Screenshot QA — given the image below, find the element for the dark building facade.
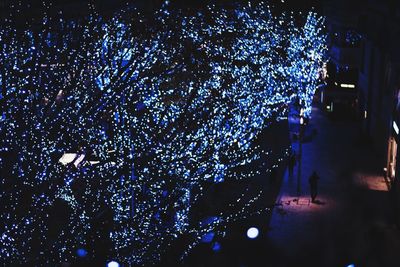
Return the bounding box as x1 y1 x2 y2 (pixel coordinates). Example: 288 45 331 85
357 1 400 168
356 0 400 224
323 0 400 224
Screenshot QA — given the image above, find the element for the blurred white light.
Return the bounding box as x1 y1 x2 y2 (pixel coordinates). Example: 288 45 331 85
107 261 120 267
246 227 259 239
73 154 85 168
59 153 78 165
393 121 399 135
340 83 355 88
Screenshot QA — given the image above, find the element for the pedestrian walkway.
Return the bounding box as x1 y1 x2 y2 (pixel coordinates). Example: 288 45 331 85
266 106 400 267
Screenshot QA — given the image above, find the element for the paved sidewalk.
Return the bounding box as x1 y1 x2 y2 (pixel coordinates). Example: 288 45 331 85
266 107 400 267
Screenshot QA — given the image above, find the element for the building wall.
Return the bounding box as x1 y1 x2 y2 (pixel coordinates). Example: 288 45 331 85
341 0 400 225
358 1 400 198
358 1 400 160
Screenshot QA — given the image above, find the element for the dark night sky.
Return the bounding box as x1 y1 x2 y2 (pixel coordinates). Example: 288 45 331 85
0 0 326 28
2 0 324 14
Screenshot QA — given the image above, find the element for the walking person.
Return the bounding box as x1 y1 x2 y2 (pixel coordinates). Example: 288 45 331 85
309 171 320 203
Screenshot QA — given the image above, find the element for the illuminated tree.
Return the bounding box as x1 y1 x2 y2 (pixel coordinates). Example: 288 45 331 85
0 2 326 266
286 11 328 117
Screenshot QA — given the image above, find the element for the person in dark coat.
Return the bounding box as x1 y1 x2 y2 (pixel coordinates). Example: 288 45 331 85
309 171 320 203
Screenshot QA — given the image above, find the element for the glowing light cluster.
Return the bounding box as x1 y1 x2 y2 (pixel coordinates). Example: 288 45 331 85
0 1 326 266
